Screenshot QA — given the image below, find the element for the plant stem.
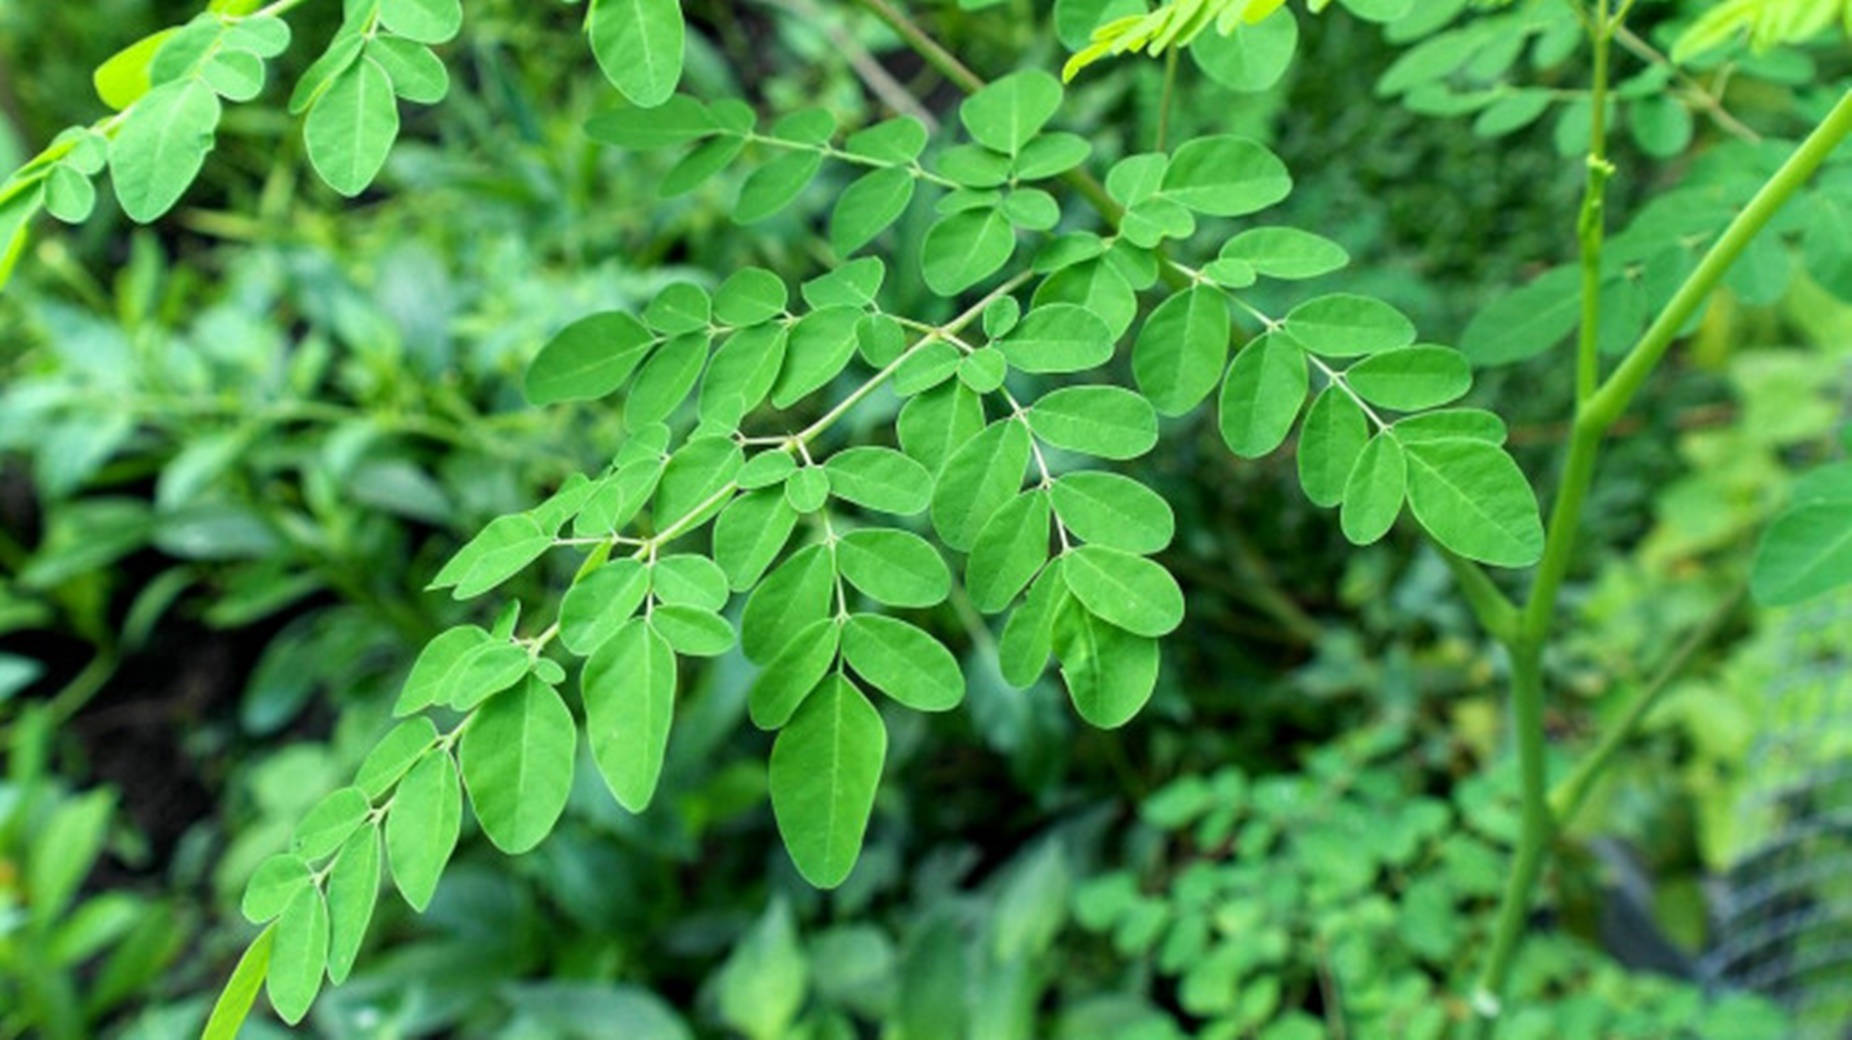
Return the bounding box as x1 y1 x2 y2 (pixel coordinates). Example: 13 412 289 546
1574 0 1612 404
1470 83 1852 1032
1587 87 1852 428
852 0 985 92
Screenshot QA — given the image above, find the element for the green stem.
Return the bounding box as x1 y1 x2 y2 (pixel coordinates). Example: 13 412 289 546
1470 83 1852 1033
1574 0 1612 404
1470 650 1551 1026
1587 87 1852 429
1439 549 1518 642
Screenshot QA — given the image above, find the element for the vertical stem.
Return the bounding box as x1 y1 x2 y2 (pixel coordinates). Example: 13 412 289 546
1471 650 1551 1025
1575 0 1613 403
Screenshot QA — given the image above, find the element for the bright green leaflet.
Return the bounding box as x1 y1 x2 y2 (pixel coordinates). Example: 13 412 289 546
769 674 887 888
325 825 381 985
587 0 685 107
305 58 400 198
1061 545 1186 638
1401 437 1545 568
201 925 273 1040
1133 286 1231 416
842 614 965 712
108 78 220 222
266 885 328 1025
459 677 577 853
582 619 678 811
384 750 461 912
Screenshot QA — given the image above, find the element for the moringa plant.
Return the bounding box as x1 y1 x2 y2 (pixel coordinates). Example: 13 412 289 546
4 0 1851 1036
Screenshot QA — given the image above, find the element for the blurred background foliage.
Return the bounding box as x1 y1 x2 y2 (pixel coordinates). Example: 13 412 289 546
0 0 1847 1036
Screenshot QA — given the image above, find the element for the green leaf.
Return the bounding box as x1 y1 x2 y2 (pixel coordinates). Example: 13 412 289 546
715 488 800 590
650 605 735 656
1060 545 1184 638
582 619 677 811
967 490 1052 612
266 886 327 1025
843 614 964 711
1219 226 1347 279
201 926 273 1040
1015 131 1092 179
242 854 311 924
560 558 650 655
831 167 916 255
1106 153 1168 207
899 382 987 473
384 750 461 911
379 0 463 44
356 718 438 798
288 33 363 115
431 513 552 599
202 49 265 100
702 324 788 419
741 543 836 662
922 207 1015 295
94 28 178 110
1218 331 1308 458
367 36 449 103
1054 600 1159 728
836 529 951 608
460 677 576 854
625 331 706 428
748 617 841 729
325 825 380 985
524 311 655 405
1033 258 1137 339
1393 408 1508 444
716 899 808 1040
45 165 97 224
960 69 1062 154
773 306 862 407
396 625 489 715
1051 472 1174 554
1190 9 1298 92
445 639 532 711
737 149 824 223
984 296 1023 338
785 466 831 513
997 303 1114 374
1401 437 1544 567
770 674 886 887
1002 187 1060 230
1282 294 1415 357
1296 387 1370 508
587 0 685 107
305 58 399 197
931 419 1032 551
291 786 370 861
956 347 1008 393
1460 266 1580 366
803 256 885 310
1160 135 1291 216
1027 387 1158 460
108 79 220 222
1751 463 1852 606
653 436 743 526
1346 345 1472 411
845 117 928 162
1133 286 1230 416
661 134 746 195
998 563 1069 687
715 267 788 325
1339 435 1406 546
651 554 730 610
643 281 711 333
825 447 932 515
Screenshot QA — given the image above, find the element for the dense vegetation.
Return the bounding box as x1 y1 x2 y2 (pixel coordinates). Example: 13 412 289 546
2 0 1850 1036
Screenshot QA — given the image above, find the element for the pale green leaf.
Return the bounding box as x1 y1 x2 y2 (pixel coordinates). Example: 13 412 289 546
1133 285 1230 416
1218 331 1308 458
325 825 380 985
836 528 951 608
1027 387 1157 460
1296 387 1370 508
266 886 327 1025
1339 434 1406 546
930 419 1031 551
524 311 656 405
1401 437 1545 567
1051 472 1174 554
587 0 685 107
305 58 399 197
748 617 840 729
966 490 1051 612
384 750 461 911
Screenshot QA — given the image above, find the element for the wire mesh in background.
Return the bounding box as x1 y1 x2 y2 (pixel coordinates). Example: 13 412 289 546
1706 591 1852 1037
